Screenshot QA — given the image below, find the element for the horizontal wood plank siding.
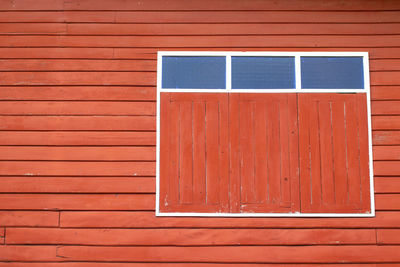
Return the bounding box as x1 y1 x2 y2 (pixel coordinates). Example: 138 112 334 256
0 0 399 264
60 211 400 228
0 211 59 227
0 264 381 267
0 177 155 193
6 228 376 245
28 246 400 263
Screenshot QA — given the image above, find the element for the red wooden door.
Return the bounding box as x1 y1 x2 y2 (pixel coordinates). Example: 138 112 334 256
298 93 371 213
159 93 230 213
229 93 300 213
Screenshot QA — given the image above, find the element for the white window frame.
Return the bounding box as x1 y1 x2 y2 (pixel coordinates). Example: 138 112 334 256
156 51 374 217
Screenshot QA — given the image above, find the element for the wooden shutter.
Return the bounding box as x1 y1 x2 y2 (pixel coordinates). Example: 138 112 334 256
298 93 371 213
160 92 371 215
229 93 300 213
159 93 229 213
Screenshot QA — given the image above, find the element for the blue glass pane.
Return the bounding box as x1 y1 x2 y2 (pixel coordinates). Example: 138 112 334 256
231 56 295 89
162 56 226 89
301 57 364 89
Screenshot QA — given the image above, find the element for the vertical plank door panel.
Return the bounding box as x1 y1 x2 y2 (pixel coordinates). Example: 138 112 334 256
318 101 336 206
159 93 229 213
265 100 282 206
192 102 206 204
179 101 194 204
238 100 256 204
228 94 241 213
298 93 371 213
205 101 221 205
229 93 300 213
254 102 268 204
331 99 348 206
279 98 295 207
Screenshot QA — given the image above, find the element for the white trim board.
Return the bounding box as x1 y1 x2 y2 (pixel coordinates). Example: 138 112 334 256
156 51 374 218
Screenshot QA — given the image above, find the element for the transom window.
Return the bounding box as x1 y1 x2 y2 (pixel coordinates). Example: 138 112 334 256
158 52 368 91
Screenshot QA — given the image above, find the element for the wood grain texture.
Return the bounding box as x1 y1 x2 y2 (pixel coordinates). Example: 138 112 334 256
0 23 66 34
114 47 400 59
6 228 375 245
372 116 400 130
0 161 155 176
372 86 400 100
5 23 400 35
54 245 400 263
1 47 400 60
371 72 400 86
374 146 400 160
0 101 155 115
0 262 378 267
59 211 400 228
0 194 154 210
373 131 400 145
374 161 400 176
0 245 59 262
0 116 155 130
370 60 400 71
0 264 382 267
0 59 156 71
375 177 400 193
372 101 400 115
0 146 155 161
1 35 400 48
64 23 400 35
0 72 155 86
60 0 400 11
0 87 156 100
0 177 155 193
4 0 398 11
0 48 114 59
375 194 400 210
377 229 400 244
1 11 400 23
0 211 59 227
0 131 155 146
0 0 64 10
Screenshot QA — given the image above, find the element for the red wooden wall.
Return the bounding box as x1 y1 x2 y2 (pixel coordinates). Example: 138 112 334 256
0 0 400 265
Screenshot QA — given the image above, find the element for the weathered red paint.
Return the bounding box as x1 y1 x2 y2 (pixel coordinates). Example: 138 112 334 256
160 93 229 212
0 0 399 264
299 93 371 213
161 93 371 214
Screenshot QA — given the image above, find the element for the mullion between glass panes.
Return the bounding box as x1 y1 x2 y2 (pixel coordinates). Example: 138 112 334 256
295 55 302 90
226 55 231 90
